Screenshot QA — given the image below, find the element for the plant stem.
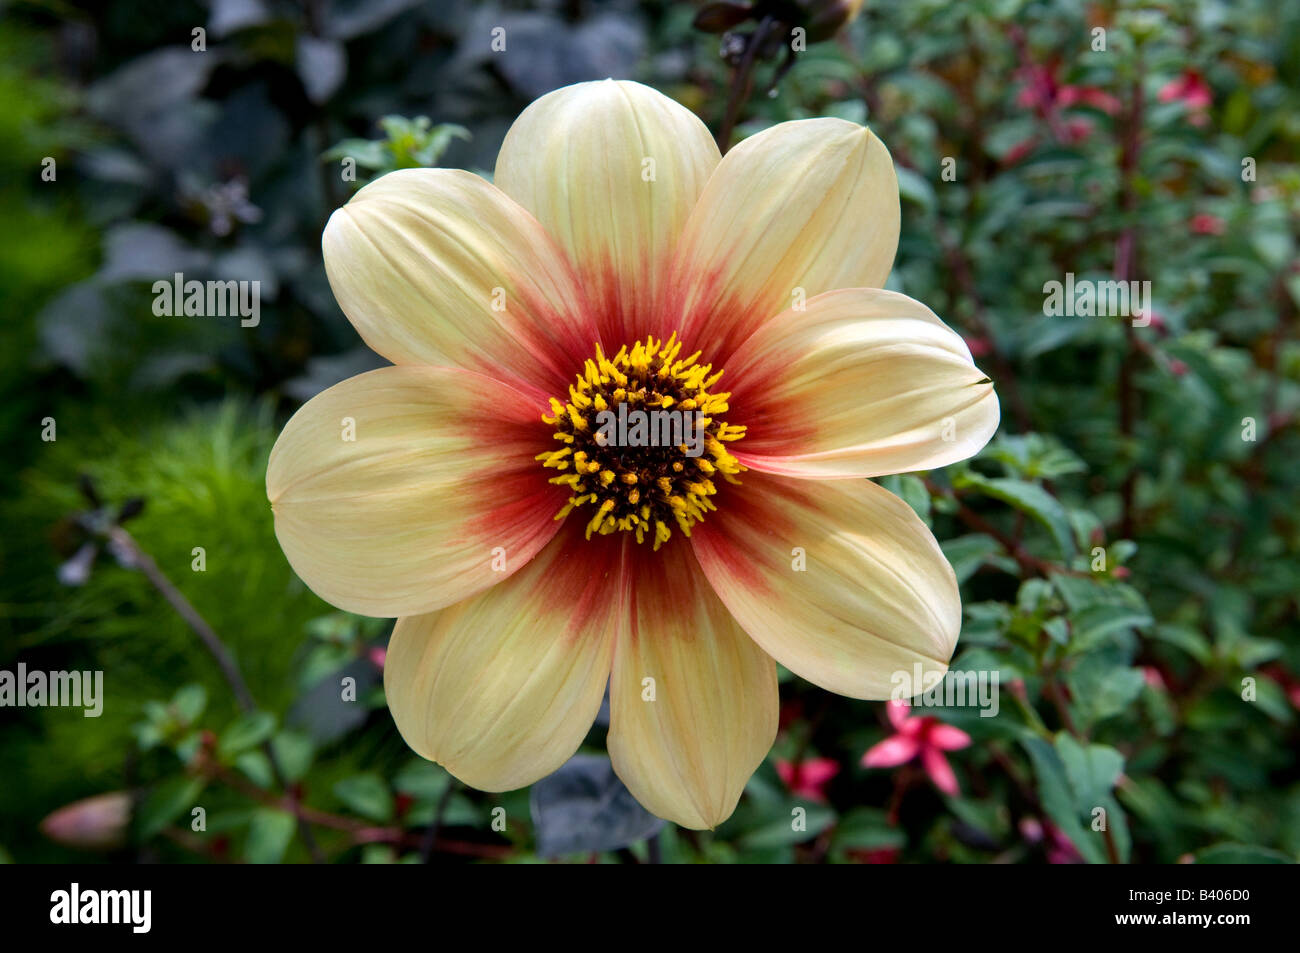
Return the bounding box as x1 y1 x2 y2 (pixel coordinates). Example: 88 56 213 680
924 479 1089 579
1115 56 1145 539
105 525 326 863
717 16 776 152
938 224 1033 431
419 778 458 863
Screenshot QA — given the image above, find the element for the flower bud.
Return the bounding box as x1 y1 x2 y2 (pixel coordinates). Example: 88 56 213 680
693 1 754 33
800 0 866 43
40 791 132 851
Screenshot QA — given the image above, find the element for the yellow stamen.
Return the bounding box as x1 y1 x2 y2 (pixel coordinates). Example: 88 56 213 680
538 333 746 549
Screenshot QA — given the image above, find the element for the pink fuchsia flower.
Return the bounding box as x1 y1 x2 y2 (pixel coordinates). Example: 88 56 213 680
1055 85 1122 115
776 756 840 802
266 81 1000 829
1014 59 1119 140
1140 665 1167 691
1002 137 1037 166
1158 70 1212 124
1190 212 1226 236
861 700 971 796
1018 816 1083 863
1043 820 1084 864
1059 116 1095 144
1005 63 1119 164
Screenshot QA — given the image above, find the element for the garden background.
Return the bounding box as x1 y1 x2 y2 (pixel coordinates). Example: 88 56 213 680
1 0 1298 863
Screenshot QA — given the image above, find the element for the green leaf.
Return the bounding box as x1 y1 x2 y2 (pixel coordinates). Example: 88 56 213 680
412 123 470 167
334 773 394 822
1069 604 1153 653
1066 647 1146 728
896 166 935 211
138 776 205 840
404 793 481 828
218 711 277 760
170 683 208 724
983 433 1087 480
1055 734 1124 808
830 807 906 851
321 138 389 169
1251 228 1294 269
954 472 1077 558
942 533 1001 585
739 802 836 849
878 473 931 525
393 759 451 801
1195 844 1294 864
1055 735 1131 863
235 750 274 789
245 808 296 864
1250 677 1295 724
1020 736 1106 864
269 731 315 783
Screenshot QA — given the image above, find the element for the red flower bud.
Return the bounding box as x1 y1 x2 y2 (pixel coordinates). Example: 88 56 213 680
40 792 132 851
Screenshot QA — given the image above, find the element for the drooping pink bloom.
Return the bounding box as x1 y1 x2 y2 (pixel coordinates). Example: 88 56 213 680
1060 116 1095 144
776 756 840 802
861 700 971 796
1010 57 1120 156
1043 819 1084 864
1056 85 1122 115
1158 70 1212 124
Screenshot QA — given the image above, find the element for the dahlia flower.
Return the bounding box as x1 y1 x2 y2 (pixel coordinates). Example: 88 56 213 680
266 80 999 829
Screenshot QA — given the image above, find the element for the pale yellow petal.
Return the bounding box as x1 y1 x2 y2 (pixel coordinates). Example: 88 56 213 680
692 474 959 700
384 531 624 791
322 168 596 394
670 118 900 362
495 79 720 337
266 365 563 618
727 288 1000 477
607 544 778 829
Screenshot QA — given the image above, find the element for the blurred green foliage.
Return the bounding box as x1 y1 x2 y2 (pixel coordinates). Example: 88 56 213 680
1 0 1297 863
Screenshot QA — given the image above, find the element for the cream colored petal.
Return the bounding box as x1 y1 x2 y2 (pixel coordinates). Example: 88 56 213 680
670 118 900 363
322 168 597 395
495 80 720 340
727 288 1000 478
267 365 564 618
691 473 959 700
384 530 624 791
607 543 778 830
